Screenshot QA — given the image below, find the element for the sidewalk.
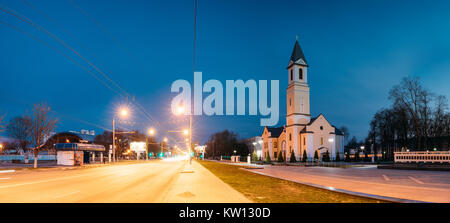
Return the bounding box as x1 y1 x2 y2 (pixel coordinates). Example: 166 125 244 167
244 165 450 203
156 160 252 203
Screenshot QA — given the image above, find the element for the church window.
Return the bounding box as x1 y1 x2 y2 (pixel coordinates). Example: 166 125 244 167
320 126 323 130
289 134 292 141
273 141 278 148
274 152 277 158
299 68 303 80
321 137 324 145
290 70 293 81
303 137 306 145
289 98 291 107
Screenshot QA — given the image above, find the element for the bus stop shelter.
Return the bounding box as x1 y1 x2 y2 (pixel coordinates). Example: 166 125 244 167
55 143 105 166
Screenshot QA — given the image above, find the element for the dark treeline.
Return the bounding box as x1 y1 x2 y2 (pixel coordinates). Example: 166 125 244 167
367 76 450 160
205 130 249 159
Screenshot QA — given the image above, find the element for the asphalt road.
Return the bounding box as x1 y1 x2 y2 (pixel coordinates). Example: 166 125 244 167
247 164 450 203
0 159 250 203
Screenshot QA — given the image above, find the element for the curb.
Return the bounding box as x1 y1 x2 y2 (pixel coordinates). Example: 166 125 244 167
242 169 429 203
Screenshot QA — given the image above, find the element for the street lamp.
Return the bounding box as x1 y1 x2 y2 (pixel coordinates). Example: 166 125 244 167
161 137 168 158
183 129 189 136
0 144 3 154
112 107 129 162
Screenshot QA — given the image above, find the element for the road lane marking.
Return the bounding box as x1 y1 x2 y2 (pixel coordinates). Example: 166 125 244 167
0 177 11 180
0 170 15 174
409 177 424 184
247 169 450 192
382 174 390 181
54 190 80 199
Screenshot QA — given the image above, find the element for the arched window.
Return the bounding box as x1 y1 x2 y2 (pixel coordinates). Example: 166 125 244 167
290 70 293 81
299 68 303 80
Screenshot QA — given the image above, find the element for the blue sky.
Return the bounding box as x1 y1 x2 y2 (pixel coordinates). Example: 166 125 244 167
1 0 450 145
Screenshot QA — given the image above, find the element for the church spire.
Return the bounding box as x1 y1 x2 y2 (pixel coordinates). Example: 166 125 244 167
288 39 308 67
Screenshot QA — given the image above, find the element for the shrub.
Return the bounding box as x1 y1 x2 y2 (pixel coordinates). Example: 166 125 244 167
335 151 341 162
265 151 271 163
322 150 330 162
302 150 308 162
289 151 296 163
277 151 284 162
252 151 258 162
345 152 351 162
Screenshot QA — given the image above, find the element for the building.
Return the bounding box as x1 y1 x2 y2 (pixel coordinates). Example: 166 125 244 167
262 40 345 162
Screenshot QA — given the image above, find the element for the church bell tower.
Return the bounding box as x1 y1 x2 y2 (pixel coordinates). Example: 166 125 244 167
286 39 310 126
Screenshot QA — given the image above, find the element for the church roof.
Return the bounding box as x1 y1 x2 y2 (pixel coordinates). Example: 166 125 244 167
333 126 344 135
288 40 308 67
266 127 284 138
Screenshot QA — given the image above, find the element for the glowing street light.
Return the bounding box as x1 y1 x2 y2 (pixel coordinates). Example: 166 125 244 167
163 137 168 143
120 108 128 117
148 128 155 136
183 129 189 136
176 106 185 115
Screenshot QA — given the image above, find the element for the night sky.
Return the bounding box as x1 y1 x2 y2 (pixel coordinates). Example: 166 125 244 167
1 0 450 146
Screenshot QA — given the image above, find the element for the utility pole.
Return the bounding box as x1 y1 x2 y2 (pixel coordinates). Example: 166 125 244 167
112 118 115 162
189 0 198 165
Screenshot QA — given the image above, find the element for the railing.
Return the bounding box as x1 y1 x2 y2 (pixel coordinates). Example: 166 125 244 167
0 155 57 161
394 151 450 164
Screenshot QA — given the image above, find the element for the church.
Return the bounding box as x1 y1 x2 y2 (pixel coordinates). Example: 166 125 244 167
262 40 345 162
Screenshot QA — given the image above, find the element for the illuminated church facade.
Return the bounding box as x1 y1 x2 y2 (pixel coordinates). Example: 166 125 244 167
262 40 344 161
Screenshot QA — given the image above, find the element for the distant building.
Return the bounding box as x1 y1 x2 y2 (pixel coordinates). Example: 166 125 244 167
262 40 345 162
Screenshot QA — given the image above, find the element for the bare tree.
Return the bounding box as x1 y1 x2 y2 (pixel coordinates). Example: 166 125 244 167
0 112 6 132
339 126 350 145
6 116 32 154
389 76 426 150
369 76 449 157
30 103 58 168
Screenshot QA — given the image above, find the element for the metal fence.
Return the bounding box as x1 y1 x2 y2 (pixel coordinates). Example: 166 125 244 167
394 151 450 164
0 155 57 161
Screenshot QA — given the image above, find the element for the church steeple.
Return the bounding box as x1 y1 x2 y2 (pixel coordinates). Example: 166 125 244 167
286 38 310 125
288 40 308 68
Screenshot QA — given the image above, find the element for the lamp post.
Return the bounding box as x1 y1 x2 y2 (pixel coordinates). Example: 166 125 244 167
147 128 155 161
112 108 128 162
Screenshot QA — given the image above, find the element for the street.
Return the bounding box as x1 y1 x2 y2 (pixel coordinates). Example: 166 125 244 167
246 164 450 203
0 160 251 203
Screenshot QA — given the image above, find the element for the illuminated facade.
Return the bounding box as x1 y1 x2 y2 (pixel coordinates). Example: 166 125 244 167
262 40 344 162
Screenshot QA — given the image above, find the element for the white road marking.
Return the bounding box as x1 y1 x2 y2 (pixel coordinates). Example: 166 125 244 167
0 170 15 174
54 190 80 199
0 177 11 180
409 176 424 184
382 174 390 181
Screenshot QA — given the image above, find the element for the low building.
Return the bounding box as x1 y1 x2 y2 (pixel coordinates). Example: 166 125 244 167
55 143 105 166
